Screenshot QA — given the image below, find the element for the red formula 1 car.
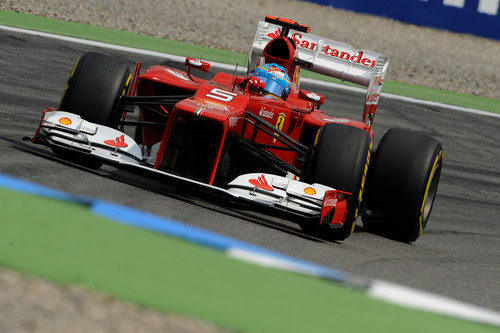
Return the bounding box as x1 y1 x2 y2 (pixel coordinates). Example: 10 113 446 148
32 16 442 241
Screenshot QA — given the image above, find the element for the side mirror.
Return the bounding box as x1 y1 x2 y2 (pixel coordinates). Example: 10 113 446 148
184 57 210 72
299 90 324 105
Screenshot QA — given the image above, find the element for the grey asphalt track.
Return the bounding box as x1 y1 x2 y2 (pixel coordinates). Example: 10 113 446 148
1 30 499 311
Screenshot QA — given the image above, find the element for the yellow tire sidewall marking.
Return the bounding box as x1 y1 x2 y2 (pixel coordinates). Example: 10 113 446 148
418 150 442 236
352 138 373 234
122 73 132 96
59 56 81 109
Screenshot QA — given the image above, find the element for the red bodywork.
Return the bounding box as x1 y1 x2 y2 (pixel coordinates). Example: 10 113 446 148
129 63 373 185
133 58 373 185
121 16 378 189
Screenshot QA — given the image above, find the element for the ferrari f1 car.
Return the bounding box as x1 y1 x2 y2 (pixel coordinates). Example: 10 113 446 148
32 16 442 242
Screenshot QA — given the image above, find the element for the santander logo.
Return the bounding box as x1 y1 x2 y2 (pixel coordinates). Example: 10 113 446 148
292 33 376 68
265 27 376 69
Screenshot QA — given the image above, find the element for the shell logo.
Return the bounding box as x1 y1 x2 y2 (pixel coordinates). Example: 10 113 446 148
59 117 72 126
304 187 317 195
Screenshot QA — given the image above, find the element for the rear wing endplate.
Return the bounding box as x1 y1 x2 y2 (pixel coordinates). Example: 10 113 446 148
249 21 390 125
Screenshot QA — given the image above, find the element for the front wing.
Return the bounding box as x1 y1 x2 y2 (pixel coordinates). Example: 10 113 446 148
32 110 350 228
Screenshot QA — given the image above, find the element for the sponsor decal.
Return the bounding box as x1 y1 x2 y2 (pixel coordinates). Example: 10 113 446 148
228 116 238 128
267 28 281 39
324 198 338 207
304 187 317 195
194 108 204 116
264 27 377 68
104 134 128 148
320 191 347 226
58 117 72 126
273 113 286 143
258 107 274 119
291 33 318 51
291 33 376 68
366 92 380 103
166 68 189 81
249 174 273 191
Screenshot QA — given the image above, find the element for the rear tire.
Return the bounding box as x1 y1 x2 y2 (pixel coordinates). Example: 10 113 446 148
363 128 442 242
59 52 131 128
304 124 372 240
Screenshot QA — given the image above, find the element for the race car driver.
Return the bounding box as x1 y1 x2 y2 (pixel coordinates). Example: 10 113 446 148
244 63 291 100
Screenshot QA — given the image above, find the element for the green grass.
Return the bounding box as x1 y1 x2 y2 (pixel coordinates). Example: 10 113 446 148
1 187 498 332
0 9 499 113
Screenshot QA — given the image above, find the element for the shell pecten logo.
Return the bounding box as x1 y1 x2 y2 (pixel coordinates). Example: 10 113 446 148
304 187 317 195
59 117 72 126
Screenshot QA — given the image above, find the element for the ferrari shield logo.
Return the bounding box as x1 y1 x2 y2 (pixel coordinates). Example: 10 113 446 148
273 113 286 143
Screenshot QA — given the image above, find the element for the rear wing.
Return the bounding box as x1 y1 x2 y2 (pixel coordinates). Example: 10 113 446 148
249 20 390 125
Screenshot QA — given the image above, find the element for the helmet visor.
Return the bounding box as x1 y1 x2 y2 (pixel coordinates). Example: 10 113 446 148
255 76 289 98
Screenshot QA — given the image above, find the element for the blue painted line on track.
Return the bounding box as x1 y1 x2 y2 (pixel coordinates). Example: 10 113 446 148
0 173 92 205
0 172 347 281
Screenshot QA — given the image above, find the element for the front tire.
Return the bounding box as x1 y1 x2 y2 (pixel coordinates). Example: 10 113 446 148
59 51 131 128
56 52 131 169
304 123 372 240
363 128 443 242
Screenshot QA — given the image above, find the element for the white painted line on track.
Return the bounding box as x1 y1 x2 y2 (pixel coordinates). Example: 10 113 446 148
229 246 500 327
227 248 311 275
1 24 499 119
369 280 500 327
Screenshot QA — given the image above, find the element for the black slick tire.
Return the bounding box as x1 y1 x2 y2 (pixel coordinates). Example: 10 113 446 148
304 123 372 240
363 128 442 242
59 52 131 128
56 52 131 169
